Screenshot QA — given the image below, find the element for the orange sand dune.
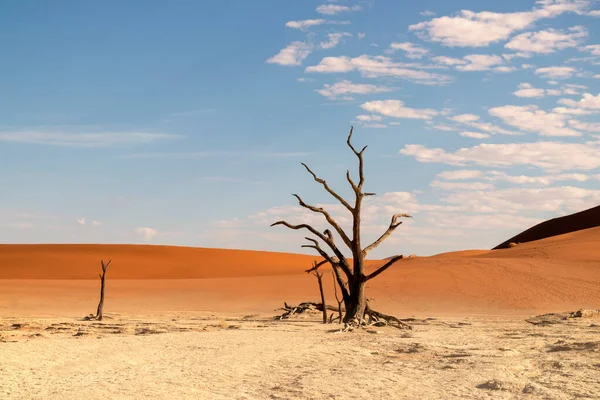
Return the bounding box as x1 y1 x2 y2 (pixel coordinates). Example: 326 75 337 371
429 249 491 258
1 228 599 317
480 225 600 262
493 204 600 249
0 244 325 279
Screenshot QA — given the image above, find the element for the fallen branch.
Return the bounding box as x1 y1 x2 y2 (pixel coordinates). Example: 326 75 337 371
275 301 411 330
275 302 343 320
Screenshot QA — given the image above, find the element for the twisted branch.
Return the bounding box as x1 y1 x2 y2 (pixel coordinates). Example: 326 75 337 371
363 213 412 256
346 126 368 190
292 193 352 249
302 237 352 279
365 255 403 282
300 163 353 212
270 221 352 278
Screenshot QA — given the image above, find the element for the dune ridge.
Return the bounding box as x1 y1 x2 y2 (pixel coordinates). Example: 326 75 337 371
492 204 600 249
0 244 322 279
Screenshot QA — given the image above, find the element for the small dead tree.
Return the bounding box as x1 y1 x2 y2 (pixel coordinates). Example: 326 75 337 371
312 263 328 323
272 127 411 327
95 259 111 321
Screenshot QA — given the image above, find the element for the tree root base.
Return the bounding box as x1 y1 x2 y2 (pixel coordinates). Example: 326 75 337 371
276 301 411 330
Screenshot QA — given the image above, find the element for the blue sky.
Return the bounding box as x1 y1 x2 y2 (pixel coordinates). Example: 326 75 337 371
1 0 599 258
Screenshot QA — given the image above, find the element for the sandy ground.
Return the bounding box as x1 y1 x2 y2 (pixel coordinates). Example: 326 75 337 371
1 311 599 400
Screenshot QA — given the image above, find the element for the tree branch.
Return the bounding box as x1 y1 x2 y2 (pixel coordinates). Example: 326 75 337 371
346 126 368 190
292 193 352 249
332 264 350 303
300 163 353 212
363 213 412 255
346 170 359 194
271 220 329 239
305 258 329 273
365 255 404 282
270 221 352 278
302 237 353 280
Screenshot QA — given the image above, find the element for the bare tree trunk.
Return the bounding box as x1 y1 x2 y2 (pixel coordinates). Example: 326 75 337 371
95 260 111 321
332 271 343 323
314 271 327 324
343 275 367 323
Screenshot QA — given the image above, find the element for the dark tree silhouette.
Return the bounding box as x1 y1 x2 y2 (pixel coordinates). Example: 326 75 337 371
95 260 111 321
272 127 411 326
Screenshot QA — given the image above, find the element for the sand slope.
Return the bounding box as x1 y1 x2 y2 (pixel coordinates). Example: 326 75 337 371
1 227 599 317
0 244 322 279
493 204 600 249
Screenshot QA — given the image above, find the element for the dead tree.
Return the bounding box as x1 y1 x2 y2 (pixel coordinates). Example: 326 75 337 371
271 127 411 326
312 265 328 323
95 259 111 321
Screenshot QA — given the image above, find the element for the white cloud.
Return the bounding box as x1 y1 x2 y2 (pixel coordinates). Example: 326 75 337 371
488 105 582 136
505 26 587 53
364 123 388 129
512 82 562 98
568 119 600 131
436 170 485 180
77 217 85 225
485 170 594 185
582 44 600 55
450 114 518 136
316 4 361 15
451 114 479 123
317 80 393 100
460 131 491 139
432 54 507 71
320 33 351 49
92 220 102 226
400 141 600 171
305 55 453 85
355 114 383 122
438 169 599 185
285 19 350 30
535 66 577 79
430 180 494 190
389 42 430 59
360 100 438 119
420 10 436 17
431 55 466 66
408 0 588 47
0 131 181 147
425 212 543 230
134 227 158 241
493 66 518 73
557 92 600 109
441 186 600 214
358 33 366 39
267 42 313 66
430 124 459 132
286 19 326 30
456 54 504 71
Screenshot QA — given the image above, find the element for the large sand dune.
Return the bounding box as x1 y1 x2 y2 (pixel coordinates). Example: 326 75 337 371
1 227 599 317
493 204 600 249
0 244 321 279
